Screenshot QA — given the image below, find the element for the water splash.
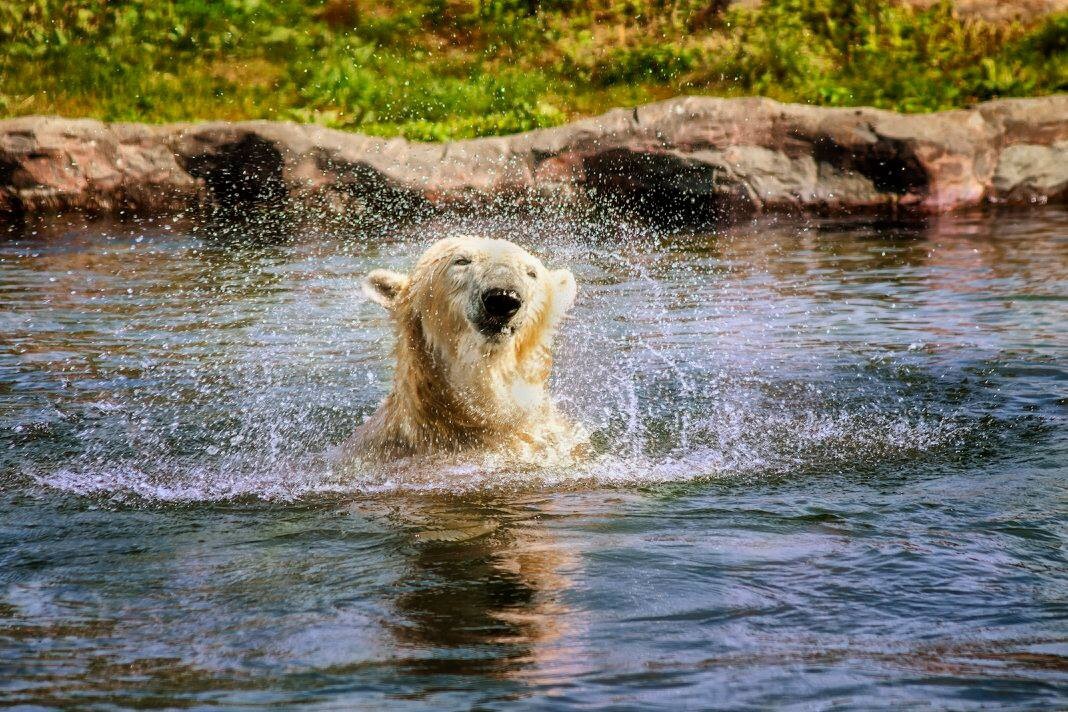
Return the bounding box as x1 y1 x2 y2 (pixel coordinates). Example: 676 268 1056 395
5 210 1060 504
25 391 978 503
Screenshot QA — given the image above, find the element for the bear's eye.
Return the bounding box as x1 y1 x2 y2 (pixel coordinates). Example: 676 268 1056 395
453 256 471 266
526 267 537 279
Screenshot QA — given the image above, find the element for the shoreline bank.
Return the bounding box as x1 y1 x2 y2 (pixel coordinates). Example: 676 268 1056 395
1 95 1065 226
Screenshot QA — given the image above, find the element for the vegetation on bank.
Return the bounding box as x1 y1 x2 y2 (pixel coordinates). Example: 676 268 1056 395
0 0 1065 141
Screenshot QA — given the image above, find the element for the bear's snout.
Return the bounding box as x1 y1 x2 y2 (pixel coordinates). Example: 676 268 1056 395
478 288 522 336
481 288 522 320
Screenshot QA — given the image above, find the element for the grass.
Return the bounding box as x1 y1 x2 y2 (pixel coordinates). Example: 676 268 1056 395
0 0 1064 141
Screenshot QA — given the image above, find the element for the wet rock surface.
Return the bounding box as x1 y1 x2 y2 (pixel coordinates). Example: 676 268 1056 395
1 95 1065 224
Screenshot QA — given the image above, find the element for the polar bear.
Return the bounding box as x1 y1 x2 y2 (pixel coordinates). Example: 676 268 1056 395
340 235 586 463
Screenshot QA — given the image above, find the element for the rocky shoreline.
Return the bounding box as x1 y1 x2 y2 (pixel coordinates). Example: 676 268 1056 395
1 95 1065 225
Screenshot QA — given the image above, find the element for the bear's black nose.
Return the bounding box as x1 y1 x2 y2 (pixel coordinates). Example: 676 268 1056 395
481 289 522 320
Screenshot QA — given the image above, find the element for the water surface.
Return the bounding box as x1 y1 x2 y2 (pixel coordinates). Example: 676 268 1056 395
1 209 1066 709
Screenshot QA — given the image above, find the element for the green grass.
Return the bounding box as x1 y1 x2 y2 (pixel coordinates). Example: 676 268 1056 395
1 0 1064 141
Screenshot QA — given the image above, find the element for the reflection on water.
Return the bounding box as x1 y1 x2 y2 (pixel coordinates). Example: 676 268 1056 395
1 208 1066 708
389 498 582 689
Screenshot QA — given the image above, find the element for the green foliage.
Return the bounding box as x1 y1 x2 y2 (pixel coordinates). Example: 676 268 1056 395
290 42 564 138
0 0 318 57
706 0 1067 111
563 42 704 85
0 0 1064 139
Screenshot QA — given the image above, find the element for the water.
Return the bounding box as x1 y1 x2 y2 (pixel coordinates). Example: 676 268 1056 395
1 208 1066 709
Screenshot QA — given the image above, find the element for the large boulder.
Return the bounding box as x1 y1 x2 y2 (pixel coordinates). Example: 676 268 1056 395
0 117 202 218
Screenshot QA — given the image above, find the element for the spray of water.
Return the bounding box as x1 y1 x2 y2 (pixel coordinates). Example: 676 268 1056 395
4 209 1020 504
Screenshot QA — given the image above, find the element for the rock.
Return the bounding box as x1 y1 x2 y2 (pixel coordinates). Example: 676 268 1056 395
1 95 1065 224
0 117 202 219
993 142 1068 204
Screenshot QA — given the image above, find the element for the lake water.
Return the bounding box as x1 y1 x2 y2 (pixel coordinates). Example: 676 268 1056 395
1 208 1066 709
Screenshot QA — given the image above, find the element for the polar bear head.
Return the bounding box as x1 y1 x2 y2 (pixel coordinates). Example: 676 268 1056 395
364 235 576 366
356 235 578 456
343 235 582 460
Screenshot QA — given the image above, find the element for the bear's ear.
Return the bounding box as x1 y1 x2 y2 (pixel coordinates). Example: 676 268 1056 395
549 268 577 322
363 269 409 310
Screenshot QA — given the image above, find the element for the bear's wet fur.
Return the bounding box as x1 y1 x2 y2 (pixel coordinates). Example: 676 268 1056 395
340 236 585 463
